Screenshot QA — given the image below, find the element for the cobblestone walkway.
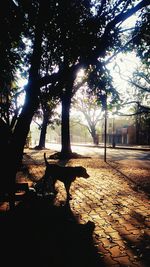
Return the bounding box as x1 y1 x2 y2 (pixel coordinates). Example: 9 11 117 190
20 149 150 267
1 149 149 267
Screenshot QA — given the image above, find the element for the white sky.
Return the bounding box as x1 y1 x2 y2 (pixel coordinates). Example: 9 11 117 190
107 52 141 116
108 52 140 94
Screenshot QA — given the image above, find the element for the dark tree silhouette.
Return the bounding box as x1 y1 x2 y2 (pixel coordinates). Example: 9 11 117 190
34 86 60 149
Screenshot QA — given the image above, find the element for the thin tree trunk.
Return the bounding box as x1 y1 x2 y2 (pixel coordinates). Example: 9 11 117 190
38 113 48 149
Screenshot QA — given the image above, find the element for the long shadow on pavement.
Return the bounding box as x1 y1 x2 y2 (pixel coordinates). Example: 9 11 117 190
0 192 106 267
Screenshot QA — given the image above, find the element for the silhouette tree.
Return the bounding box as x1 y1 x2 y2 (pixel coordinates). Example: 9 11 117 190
33 86 60 149
0 0 26 126
73 85 105 145
1 0 150 204
39 0 149 157
132 6 150 66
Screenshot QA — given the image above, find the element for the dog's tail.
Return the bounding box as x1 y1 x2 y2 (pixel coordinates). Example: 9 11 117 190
44 153 49 167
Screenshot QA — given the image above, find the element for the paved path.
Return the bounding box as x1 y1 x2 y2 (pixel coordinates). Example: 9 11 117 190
23 149 150 267
0 149 149 267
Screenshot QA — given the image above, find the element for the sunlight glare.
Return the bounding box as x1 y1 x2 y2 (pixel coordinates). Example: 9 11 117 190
17 78 28 88
76 68 85 82
121 14 137 29
17 78 27 106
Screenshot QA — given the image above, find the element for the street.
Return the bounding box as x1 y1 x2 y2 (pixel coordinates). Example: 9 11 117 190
46 142 150 162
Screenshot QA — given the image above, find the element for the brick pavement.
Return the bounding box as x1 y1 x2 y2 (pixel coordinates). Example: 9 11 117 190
21 149 150 267
0 149 150 267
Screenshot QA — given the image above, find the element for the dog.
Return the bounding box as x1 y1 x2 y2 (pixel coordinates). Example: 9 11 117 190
43 153 90 200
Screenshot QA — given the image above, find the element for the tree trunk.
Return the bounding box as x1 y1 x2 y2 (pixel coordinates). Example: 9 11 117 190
61 90 72 156
37 113 48 149
93 133 99 145
8 82 40 208
90 126 98 145
59 68 76 158
6 1 46 208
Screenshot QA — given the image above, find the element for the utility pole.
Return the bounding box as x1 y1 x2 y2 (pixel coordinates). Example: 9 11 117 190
112 116 115 148
104 93 107 162
99 91 107 162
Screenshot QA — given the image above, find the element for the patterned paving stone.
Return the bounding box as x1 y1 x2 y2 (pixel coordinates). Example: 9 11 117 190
2 150 148 267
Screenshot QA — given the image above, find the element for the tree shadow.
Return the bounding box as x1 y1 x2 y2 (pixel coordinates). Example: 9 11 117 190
0 193 105 267
115 210 150 267
49 151 91 160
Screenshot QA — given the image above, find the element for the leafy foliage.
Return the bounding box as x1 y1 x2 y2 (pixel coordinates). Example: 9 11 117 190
132 6 150 66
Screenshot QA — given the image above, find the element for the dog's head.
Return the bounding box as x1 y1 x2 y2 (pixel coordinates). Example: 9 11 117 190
75 166 90 178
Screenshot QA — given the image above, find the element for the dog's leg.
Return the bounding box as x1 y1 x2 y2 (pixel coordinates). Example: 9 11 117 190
44 167 55 194
64 182 72 200
51 178 57 195
46 176 57 195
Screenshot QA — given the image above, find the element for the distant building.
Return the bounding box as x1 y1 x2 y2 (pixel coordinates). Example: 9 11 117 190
99 116 137 146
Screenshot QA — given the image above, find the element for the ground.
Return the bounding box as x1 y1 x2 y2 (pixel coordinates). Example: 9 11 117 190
0 147 150 267
23 147 150 197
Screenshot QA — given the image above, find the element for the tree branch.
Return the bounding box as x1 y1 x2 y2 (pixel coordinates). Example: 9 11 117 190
88 0 150 63
129 80 150 93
